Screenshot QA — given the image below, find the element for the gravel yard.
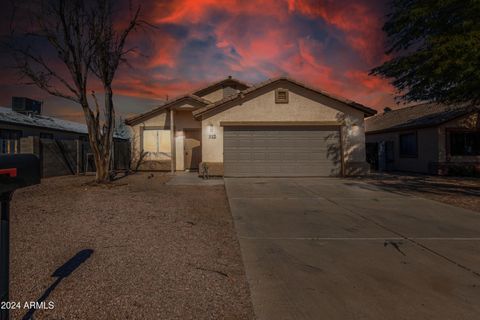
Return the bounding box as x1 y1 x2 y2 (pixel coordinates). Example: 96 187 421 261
358 173 480 212
10 173 254 320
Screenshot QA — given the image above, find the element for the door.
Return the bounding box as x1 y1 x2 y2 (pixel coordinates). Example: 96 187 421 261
223 126 341 177
184 129 202 170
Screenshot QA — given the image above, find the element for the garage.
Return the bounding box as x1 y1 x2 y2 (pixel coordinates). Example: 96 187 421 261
223 126 341 177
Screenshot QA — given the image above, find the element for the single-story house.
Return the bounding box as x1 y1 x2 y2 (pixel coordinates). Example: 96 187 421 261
0 99 130 177
0 102 128 152
126 76 377 177
365 103 480 176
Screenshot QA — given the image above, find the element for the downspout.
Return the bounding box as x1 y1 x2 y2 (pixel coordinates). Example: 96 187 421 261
170 108 175 173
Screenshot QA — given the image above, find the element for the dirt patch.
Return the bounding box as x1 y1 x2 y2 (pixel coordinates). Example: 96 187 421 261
10 173 254 320
358 173 480 212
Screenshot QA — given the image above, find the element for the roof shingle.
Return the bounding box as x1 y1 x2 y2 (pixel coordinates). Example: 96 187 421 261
365 102 479 134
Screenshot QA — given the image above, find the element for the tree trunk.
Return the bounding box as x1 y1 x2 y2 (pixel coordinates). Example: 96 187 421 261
81 97 113 184
94 153 111 183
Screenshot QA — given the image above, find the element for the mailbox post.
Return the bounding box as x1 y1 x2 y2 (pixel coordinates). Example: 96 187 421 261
0 154 40 320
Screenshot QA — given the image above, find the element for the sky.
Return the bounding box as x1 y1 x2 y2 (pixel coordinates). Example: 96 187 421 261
0 0 395 124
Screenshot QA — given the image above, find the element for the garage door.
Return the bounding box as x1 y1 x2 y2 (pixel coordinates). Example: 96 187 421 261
223 126 341 177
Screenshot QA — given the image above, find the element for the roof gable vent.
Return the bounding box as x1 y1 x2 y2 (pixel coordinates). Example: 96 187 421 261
275 88 289 104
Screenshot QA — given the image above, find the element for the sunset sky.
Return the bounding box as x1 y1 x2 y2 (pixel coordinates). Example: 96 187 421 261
0 0 395 124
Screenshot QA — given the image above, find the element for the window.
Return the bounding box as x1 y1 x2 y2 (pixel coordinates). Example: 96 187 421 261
399 132 417 157
450 131 480 156
0 129 22 154
142 129 171 154
275 88 289 103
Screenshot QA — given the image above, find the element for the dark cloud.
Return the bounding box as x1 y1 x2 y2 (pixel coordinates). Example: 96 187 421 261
0 0 395 123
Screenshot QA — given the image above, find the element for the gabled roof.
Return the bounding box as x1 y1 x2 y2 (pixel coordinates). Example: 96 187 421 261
0 106 127 139
192 77 377 119
125 94 210 126
365 102 480 134
192 76 250 97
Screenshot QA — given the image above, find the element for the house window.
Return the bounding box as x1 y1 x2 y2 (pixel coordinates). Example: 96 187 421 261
450 131 480 156
399 132 417 157
0 129 22 154
142 129 171 154
275 89 289 103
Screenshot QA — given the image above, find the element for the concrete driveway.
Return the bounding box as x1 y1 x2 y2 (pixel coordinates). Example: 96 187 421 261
225 178 480 320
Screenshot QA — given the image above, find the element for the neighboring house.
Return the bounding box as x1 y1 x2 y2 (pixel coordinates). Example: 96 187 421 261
0 103 129 152
126 76 377 177
365 103 480 176
0 99 130 177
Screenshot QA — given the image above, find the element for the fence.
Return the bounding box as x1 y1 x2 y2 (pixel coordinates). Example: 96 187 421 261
17 136 130 178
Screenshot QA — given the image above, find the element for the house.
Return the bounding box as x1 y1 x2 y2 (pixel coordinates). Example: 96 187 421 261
0 100 129 151
365 103 480 176
0 98 130 177
126 76 377 177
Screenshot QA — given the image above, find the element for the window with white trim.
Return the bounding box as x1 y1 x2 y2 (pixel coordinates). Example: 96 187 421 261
142 129 171 155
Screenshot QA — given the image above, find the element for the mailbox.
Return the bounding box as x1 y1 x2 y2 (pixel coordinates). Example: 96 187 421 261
1 154 40 320
0 154 40 193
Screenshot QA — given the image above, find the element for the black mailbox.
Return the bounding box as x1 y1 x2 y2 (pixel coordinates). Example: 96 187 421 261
0 154 40 193
1 154 40 320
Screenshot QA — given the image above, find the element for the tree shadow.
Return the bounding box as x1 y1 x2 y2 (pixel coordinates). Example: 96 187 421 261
347 173 480 197
22 249 94 320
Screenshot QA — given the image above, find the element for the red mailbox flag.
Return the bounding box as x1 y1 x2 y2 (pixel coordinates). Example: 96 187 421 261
0 168 17 177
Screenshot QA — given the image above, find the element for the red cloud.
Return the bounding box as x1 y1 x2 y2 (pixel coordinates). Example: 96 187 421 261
108 0 394 110
288 0 387 63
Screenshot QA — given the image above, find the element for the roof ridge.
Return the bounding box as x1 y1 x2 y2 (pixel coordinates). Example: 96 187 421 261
193 76 377 118
366 102 446 119
191 76 250 96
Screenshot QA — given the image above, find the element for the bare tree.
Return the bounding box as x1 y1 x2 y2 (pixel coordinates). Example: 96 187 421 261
7 0 141 183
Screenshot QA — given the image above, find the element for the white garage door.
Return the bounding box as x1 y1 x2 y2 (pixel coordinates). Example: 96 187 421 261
223 126 341 177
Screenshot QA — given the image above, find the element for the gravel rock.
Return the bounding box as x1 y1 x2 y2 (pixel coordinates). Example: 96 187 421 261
10 173 254 320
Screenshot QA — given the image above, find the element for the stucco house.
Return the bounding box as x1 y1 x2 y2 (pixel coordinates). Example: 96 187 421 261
126 77 377 177
365 103 480 176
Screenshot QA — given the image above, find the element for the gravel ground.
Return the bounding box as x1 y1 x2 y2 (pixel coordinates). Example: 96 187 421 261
357 173 480 212
9 173 254 320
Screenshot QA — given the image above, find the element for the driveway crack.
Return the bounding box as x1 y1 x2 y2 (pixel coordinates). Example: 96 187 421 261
323 197 480 278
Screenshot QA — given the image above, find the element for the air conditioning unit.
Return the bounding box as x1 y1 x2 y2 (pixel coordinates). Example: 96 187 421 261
11 97 42 115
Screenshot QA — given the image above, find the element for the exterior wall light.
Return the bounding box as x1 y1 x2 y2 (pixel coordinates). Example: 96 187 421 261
208 124 215 134
208 124 216 139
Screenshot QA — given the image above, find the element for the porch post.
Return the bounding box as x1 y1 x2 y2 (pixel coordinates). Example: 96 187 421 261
170 108 175 173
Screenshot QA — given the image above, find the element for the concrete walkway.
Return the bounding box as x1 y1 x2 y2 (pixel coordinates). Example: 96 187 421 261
165 172 224 186
225 178 480 320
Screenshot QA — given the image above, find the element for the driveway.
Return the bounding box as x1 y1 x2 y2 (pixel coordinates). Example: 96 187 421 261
225 178 480 320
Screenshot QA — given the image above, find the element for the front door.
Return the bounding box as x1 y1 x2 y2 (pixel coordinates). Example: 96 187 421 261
184 129 202 170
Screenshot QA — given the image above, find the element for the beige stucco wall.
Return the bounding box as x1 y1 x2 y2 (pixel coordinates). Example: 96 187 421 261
199 88 224 103
438 111 480 163
366 128 439 173
198 85 241 103
366 111 480 174
200 84 367 168
129 104 201 170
